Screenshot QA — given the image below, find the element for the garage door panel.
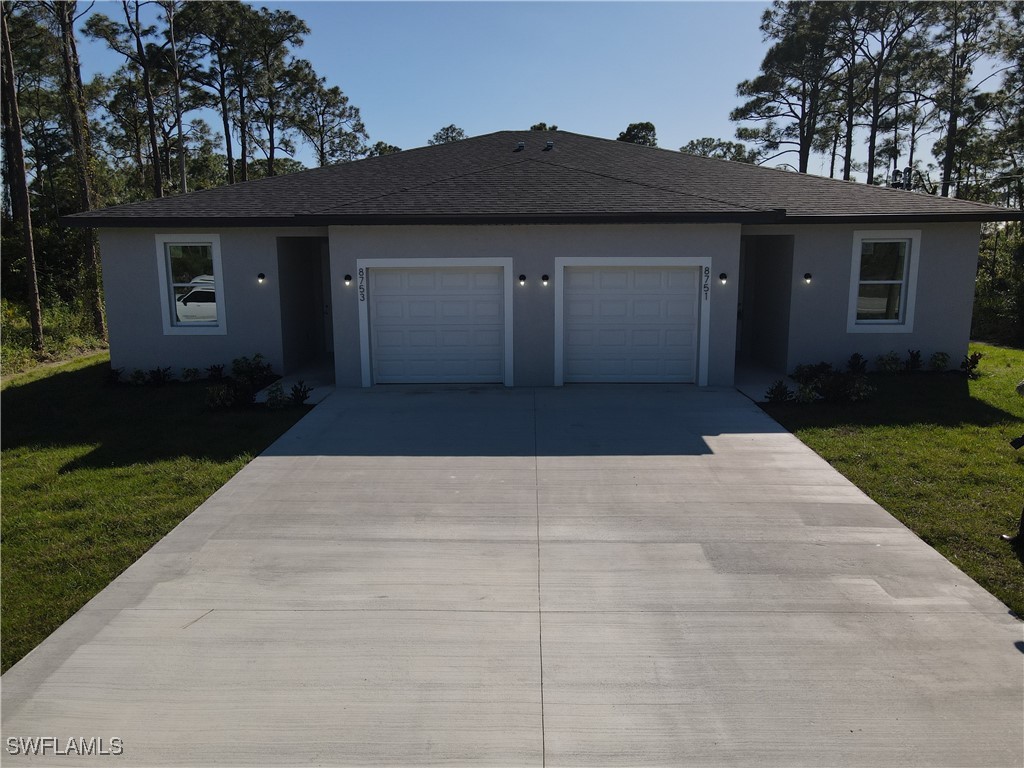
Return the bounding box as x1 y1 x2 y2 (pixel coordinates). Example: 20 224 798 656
668 270 698 289
473 271 502 289
629 329 661 347
598 301 629 318
566 299 595 318
633 271 666 290
597 329 627 346
370 267 505 384
439 301 469 319
563 266 699 383
598 271 629 289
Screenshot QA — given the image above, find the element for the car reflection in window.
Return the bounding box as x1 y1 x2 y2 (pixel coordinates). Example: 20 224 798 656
175 277 217 323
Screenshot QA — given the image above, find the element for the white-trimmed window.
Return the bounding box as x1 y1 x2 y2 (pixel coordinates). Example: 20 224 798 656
155 234 226 335
847 230 920 333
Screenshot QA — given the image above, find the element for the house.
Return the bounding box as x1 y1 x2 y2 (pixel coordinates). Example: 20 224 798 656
66 131 1022 388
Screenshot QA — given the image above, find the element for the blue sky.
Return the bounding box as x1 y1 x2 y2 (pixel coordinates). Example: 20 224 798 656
79 1 779 168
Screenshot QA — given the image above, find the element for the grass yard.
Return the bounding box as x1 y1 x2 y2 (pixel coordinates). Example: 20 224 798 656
1 353 310 672
762 342 1024 618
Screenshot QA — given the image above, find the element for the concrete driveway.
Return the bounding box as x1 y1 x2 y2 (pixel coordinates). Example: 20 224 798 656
3 386 1021 766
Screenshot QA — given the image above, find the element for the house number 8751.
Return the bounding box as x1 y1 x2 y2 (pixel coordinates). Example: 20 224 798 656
703 267 710 301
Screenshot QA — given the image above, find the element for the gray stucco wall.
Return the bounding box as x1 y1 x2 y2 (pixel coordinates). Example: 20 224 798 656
99 227 326 376
101 220 980 388
328 223 741 387
745 222 981 372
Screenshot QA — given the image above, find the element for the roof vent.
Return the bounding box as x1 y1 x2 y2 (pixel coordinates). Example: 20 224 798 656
544 140 554 151
515 141 525 152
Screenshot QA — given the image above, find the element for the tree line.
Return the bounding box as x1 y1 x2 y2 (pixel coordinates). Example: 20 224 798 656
1 0 382 352
729 0 1021 206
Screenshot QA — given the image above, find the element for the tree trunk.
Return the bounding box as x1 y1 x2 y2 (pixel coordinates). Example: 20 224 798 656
940 6 961 198
267 108 276 177
216 56 235 184
238 84 248 182
842 75 855 181
164 0 187 193
54 1 107 340
125 0 163 198
2 6 44 352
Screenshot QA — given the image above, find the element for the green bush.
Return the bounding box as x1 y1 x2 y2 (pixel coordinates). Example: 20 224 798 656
289 380 313 405
875 351 901 373
789 359 875 404
205 383 236 410
961 352 984 380
228 353 276 405
265 382 288 409
764 379 794 402
929 351 950 372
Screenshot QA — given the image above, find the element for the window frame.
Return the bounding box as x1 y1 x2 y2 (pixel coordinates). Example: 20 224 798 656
846 229 920 334
155 234 227 336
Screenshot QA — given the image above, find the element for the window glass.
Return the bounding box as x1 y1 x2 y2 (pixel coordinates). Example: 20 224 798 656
857 283 902 321
166 243 218 325
859 241 906 281
855 238 910 324
168 245 213 283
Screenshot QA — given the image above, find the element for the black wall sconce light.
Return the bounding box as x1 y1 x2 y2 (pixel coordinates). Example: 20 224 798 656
344 274 352 286
257 273 266 284
519 274 527 286
803 273 813 284
542 275 550 286
719 273 728 285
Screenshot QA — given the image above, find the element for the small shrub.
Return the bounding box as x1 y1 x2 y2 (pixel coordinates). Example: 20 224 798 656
146 366 174 386
817 372 853 403
788 358 875 405
794 383 817 403
847 376 877 402
227 354 276 405
129 369 147 386
265 382 287 409
791 362 833 387
182 367 201 382
846 353 867 375
231 353 274 386
904 349 922 373
290 380 313 406
961 352 984 380
206 364 225 380
929 351 950 372
205 383 236 411
764 379 793 403
875 351 900 373
106 366 124 386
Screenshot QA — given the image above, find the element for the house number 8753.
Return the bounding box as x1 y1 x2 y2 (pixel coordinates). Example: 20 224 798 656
358 268 366 302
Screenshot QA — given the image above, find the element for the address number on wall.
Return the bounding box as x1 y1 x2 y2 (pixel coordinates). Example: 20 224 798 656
358 268 366 302
703 266 710 302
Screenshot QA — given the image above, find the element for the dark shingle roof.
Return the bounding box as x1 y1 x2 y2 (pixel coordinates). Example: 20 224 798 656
65 131 1023 227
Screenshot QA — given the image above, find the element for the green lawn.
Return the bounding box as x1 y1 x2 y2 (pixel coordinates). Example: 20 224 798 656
762 342 1024 618
1 353 310 672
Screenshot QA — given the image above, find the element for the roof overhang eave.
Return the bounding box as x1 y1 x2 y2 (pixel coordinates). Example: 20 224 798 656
61 210 784 228
778 211 1024 224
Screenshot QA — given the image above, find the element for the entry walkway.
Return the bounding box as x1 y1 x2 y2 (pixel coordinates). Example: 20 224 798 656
3 386 1021 766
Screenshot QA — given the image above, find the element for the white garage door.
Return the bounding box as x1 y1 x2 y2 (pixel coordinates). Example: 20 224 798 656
369 267 505 384
563 266 700 382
